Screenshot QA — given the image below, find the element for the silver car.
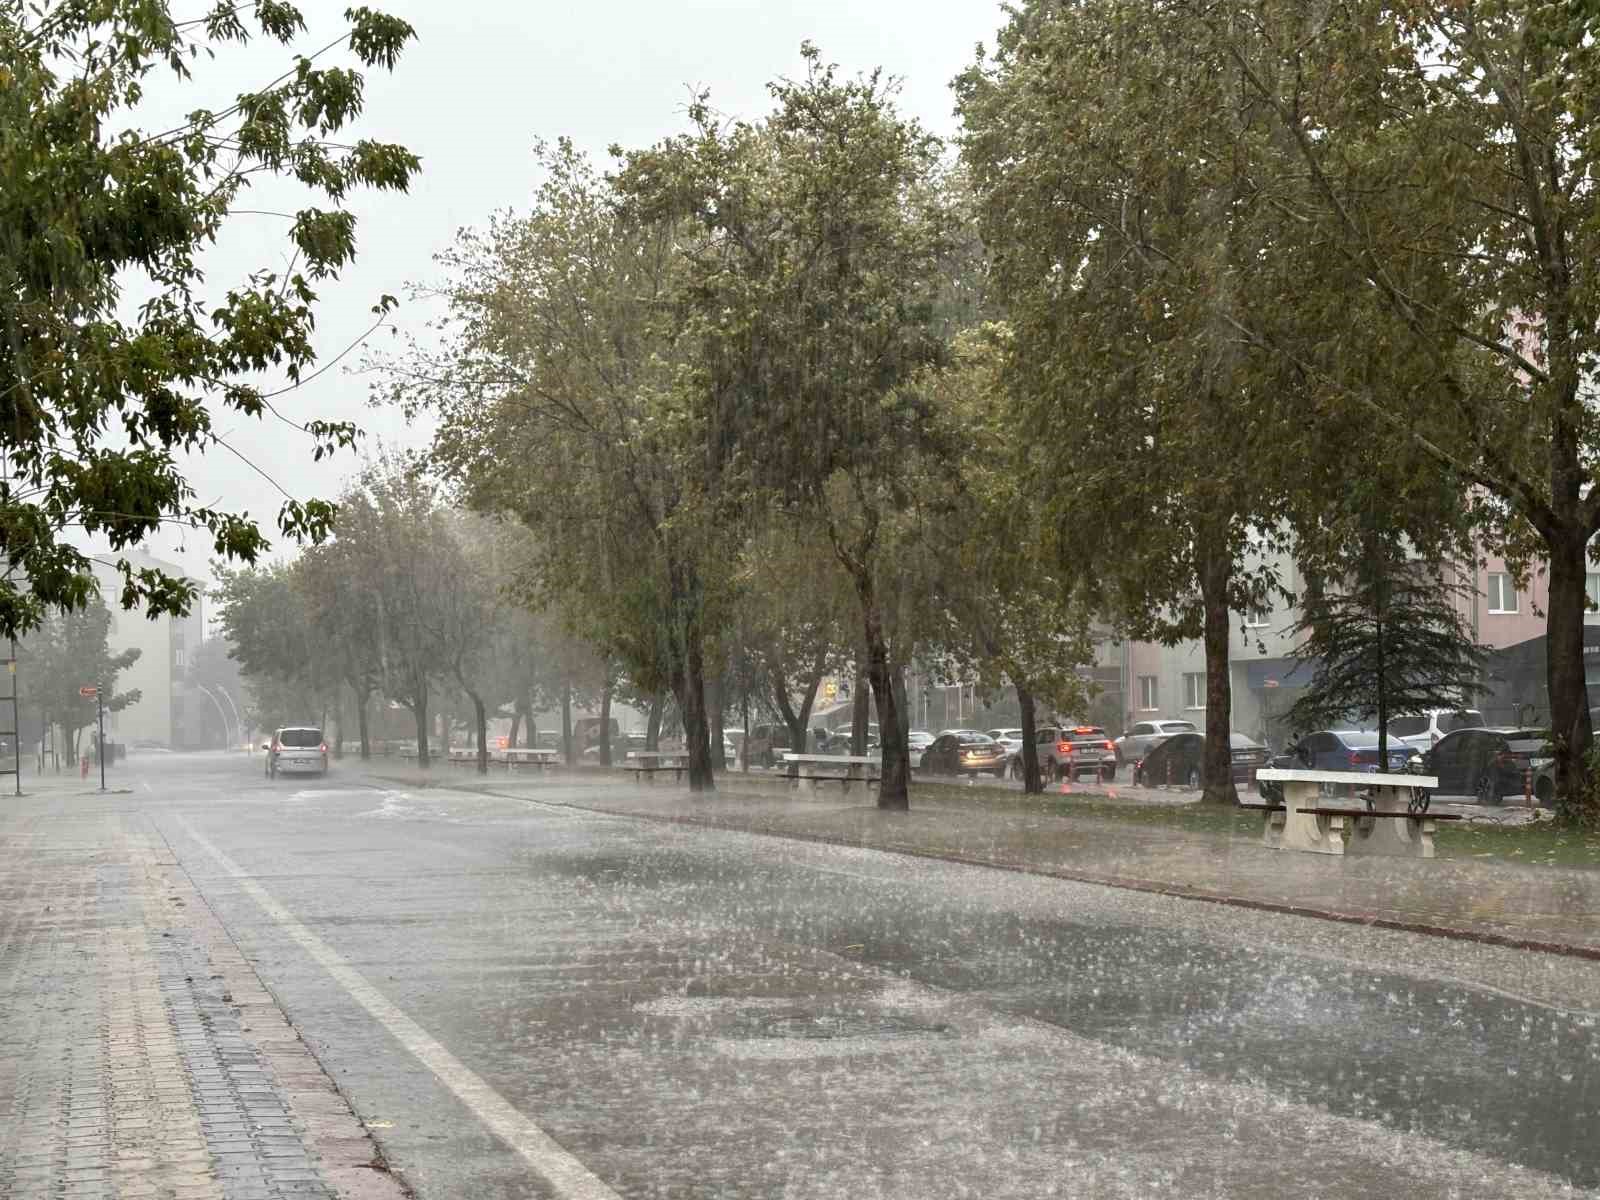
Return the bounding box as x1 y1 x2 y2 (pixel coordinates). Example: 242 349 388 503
1114 719 1197 766
267 726 327 778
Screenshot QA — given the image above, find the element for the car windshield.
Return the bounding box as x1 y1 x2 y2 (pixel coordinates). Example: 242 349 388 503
1068 729 1107 742
959 734 997 746
1442 710 1485 732
1160 721 1197 733
277 729 321 748
1340 732 1383 748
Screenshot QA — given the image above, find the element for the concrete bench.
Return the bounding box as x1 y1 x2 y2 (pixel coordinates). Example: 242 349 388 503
1256 769 1442 858
627 751 687 783
782 753 879 792
502 747 560 771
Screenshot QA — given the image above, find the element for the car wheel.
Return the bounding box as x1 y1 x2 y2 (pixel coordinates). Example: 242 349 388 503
1186 767 1200 790
761 750 774 769
1102 764 1116 782
1009 758 1023 781
1535 776 1555 808
1475 771 1500 806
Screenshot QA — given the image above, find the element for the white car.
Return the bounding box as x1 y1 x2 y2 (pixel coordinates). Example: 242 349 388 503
266 726 327 778
1388 710 1486 751
908 730 934 768
1114 719 1197 766
986 728 1025 772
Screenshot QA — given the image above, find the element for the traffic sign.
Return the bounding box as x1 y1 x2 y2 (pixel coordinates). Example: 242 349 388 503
79 685 98 698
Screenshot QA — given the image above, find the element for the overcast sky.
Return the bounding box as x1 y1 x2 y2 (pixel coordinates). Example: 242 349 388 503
126 0 1006 595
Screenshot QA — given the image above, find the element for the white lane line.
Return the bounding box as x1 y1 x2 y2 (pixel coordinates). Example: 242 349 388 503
142 780 153 793
173 816 622 1200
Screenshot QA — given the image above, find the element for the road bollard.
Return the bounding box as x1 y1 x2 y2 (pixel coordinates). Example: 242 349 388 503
1166 758 1173 790
1525 766 1534 809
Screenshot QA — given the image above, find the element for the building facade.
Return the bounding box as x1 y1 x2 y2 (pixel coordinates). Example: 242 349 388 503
94 550 205 748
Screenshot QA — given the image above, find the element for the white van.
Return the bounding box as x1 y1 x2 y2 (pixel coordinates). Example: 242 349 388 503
1388 710 1485 750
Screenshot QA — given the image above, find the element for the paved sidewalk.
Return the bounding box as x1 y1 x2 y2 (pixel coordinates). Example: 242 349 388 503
366 765 1600 961
0 792 405 1200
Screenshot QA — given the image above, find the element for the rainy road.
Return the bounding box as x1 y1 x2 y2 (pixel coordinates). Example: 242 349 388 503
131 753 1600 1199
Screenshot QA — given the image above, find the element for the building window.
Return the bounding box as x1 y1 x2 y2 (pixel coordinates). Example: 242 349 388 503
1243 606 1271 628
1183 672 1206 710
1487 573 1518 614
1587 573 1600 612
1138 676 1159 711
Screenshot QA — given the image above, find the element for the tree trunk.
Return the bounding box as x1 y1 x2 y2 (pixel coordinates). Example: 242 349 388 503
1198 534 1238 805
740 691 750 771
414 686 430 769
1548 528 1594 820
854 576 910 810
599 682 613 767
561 683 573 766
507 708 522 750
357 692 371 760
646 690 664 751
471 692 488 775
672 633 714 792
851 669 869 756
708 675 725 768
1018 683 1043 793
332 704 344 759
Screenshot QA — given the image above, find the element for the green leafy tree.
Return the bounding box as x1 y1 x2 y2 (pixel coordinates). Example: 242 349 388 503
0 3 418 636
19 596 140 760
957 1 1294 805
212 562 334 732
614 46 956 808
382 142 730 789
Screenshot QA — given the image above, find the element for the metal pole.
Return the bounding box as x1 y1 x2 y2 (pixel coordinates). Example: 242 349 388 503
215 684 243 748
97 686 105 792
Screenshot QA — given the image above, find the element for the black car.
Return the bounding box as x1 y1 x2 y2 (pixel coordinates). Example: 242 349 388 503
1422 727 1550 805
919 731 1008 777
1133 732 1269 789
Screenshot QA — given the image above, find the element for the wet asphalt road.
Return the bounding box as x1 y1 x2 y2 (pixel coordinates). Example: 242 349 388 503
123 752 1600 1199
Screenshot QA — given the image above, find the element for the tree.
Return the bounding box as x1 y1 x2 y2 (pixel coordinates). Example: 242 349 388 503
957 1 1295 806
1287 523 1487 773
213 562 336 732
382 141 730 790
0 3 418 636
615 46 957 809
18 596 140 761
1020 0 1600 823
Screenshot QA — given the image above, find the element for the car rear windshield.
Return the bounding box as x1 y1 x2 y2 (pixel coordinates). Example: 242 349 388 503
1160 722 1197 733
959 734 997 745
1068 729 1107 742
1442 711 1484 732
1387 716 1427 737
278 729 322 748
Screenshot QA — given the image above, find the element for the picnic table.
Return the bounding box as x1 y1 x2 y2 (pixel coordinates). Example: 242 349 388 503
782 753 879 793
627 750 687 783
1249 769 1457 858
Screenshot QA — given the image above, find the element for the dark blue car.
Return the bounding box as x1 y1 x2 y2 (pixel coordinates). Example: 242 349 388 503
1257 730 1422 803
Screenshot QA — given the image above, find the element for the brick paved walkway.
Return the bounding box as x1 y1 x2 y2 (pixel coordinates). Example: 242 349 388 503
0 789 403 1200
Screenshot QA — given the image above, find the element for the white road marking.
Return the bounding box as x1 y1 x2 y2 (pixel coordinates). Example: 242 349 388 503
173 816 622 1200
142 780 153 793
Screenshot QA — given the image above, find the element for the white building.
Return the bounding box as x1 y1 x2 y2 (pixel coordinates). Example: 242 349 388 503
94 549 204 748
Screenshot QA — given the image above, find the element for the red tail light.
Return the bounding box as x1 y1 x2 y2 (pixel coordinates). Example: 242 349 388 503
1057 741 1071 754
1103 740 1114 751
320 743 328 754
1347 751 1362 767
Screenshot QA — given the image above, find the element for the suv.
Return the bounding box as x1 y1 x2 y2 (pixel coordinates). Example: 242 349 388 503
1387 709 1485 751
1114 719 1197 766
266 727 327 778
1021 725 1118 782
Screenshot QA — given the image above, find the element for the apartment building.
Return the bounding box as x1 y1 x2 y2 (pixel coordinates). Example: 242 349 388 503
1111 547 1600 749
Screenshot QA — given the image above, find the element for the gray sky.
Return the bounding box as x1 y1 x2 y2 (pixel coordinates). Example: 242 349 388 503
127 1 1007 593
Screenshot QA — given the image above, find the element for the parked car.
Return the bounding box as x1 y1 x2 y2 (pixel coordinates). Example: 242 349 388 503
1422 727 1551 805
1132 732 1270 789
1039 726 1118 782
1257 730 1421 802
266 726 327 778
1114 719 1198 766
907 730 934 768
919 731 1008 778
746 722 793 768
1388 709 1486 751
